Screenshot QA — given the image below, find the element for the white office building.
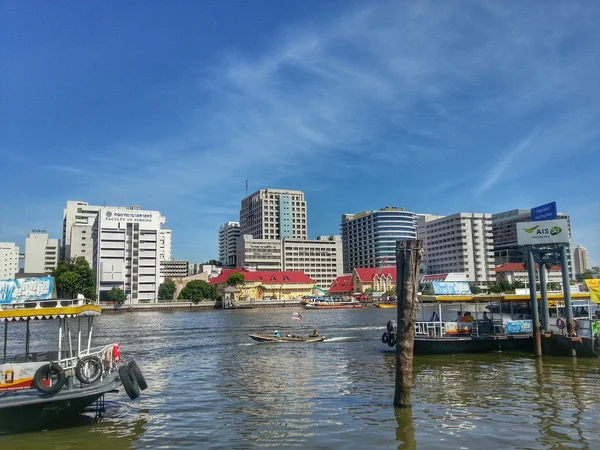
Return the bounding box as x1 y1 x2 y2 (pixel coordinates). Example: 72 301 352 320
341 207 417 273
159 228 172 262
573 245 589 276
240 189 307 240
62 201 102 265
0 242 19 280
218 221 240 268
237 235 343 288
160 260 189 281
419 213 496 286
93 206 165 303
24 232 60 274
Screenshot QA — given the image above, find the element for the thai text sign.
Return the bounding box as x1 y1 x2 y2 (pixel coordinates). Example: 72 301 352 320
506 320 533 334
102 208 160 227
531 201 557 221
516 219 569 245
0 277 54 304
431 281 472 295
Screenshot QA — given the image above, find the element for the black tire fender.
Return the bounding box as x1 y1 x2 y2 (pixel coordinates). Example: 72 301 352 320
387 331 396 347
556 318 565 330
128 360 148 391
33 362 66 395
382 332 388 344
75 355 103 385
387 321 394 332
119 365 141 400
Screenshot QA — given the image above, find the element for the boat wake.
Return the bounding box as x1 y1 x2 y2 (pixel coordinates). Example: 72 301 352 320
325 336 355 342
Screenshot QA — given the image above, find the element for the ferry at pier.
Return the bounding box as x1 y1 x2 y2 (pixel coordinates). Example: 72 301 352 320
0 295 147 433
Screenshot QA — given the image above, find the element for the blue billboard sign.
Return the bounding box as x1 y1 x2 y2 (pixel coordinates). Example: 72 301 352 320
506 320 533 334
431 281 472 295
531 201 557 221
0 277 54 304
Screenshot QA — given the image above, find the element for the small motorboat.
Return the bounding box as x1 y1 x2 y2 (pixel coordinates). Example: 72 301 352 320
247 333 326 343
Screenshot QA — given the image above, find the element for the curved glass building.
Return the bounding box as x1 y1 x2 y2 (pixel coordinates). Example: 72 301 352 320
341 207 417 273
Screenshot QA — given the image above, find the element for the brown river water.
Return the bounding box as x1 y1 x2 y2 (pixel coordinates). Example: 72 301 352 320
1 307 599 449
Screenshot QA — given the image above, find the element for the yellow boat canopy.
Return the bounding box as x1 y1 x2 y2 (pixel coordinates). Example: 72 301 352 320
0 299 101 322
419 293 592 303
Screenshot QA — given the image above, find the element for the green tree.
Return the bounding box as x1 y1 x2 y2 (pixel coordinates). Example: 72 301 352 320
158 279 177 300
383 289 396 297
226 272 245 287
52 257 96 300
576 271 594 281
106 287 127 304
548 282 561 291
178 280 217 301
512 280 526 289
591 267 600 274
469 284 482 294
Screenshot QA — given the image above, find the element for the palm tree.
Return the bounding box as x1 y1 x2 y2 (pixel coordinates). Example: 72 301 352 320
256 284 267 300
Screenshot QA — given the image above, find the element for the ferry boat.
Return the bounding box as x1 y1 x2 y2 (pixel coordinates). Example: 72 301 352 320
380 295 533 355
302 298 363 310
0 296 147 433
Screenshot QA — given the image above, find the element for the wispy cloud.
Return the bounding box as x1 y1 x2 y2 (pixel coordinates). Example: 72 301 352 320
478 136 533 194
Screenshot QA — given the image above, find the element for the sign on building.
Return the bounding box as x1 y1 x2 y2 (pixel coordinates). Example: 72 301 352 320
516 219 569 245
101 208 161 227
531 201 557 221
0 277 54 304
431 281 472 295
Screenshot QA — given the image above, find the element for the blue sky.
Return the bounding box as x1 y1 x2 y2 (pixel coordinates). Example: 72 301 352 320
1 1 599 266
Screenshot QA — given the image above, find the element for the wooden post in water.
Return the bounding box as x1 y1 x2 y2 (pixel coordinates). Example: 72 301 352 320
394 239 423 408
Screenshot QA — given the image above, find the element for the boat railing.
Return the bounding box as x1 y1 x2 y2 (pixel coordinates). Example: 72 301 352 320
415 321 452 337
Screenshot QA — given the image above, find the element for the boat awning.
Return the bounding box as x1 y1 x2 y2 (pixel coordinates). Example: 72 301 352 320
0 304 101 322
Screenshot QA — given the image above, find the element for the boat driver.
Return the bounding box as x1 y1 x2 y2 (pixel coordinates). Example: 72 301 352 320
273 330 281 337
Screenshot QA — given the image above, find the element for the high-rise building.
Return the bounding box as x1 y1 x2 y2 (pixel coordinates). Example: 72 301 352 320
62 201 102 264
340 207 417 274
0 242 19 280
573 245 589 276
24 232 60 274
159 229 172 262
160 260 189 280
237 235 343 288
419 213 496 286
93 206 165 303
491 208 572 274
240 189 307 240
218 221 240 268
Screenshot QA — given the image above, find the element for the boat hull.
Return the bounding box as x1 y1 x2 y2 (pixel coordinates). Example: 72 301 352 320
247 334 325 343
411 335 533 355
542 334 600 357
0 373 122 434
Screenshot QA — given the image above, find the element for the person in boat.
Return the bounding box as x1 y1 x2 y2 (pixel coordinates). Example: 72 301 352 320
483 311 493 323
430 312 440 322
460 312 474 322
310 328 319 337
456 311 463 322
273 330 280 338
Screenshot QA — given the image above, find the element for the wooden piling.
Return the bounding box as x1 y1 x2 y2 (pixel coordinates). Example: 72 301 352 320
394 239 423 408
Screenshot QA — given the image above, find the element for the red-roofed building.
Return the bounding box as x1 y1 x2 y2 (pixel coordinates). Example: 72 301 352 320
494 263 563 285
209 269 316 300
351 267 396 294
328 275 354 295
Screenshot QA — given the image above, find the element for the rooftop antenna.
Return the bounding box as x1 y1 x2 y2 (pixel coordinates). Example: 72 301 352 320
246 179 248 192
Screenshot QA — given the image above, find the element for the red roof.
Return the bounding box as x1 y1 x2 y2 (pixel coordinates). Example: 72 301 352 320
209 269 315 285
328 275 354 293
354 267 396 282
494 263 561 272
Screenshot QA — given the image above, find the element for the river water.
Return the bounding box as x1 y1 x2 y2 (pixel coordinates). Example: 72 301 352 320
2 307 600 449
